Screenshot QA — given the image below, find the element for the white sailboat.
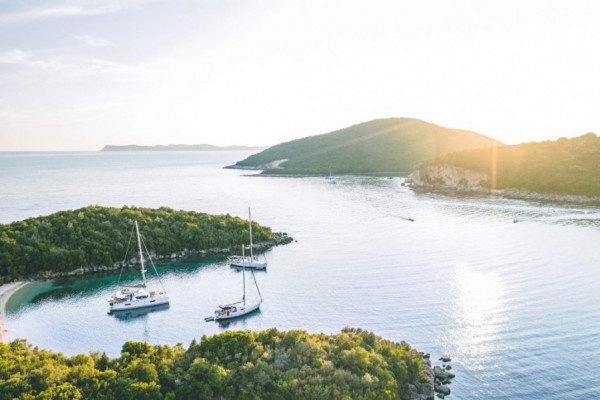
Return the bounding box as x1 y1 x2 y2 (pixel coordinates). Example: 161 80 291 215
229 208 267 270
206 244 262 321
108 220 169 313
327 166 337 184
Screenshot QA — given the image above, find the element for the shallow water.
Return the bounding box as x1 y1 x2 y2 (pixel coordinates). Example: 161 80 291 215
2 151 599 399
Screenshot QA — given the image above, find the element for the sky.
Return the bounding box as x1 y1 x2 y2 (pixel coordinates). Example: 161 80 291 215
0 0 599 150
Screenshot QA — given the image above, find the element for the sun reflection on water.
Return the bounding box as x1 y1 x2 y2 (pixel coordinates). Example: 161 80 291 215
445 267 509 371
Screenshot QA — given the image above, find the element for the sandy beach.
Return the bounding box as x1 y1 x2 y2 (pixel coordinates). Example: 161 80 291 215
0 281 28 344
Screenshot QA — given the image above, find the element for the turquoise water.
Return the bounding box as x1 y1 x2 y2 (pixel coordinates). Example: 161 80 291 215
2 151 600 399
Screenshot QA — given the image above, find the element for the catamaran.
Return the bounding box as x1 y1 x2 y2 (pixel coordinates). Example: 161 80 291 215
206 244 262 321
229 208 267 269
108 220 169 313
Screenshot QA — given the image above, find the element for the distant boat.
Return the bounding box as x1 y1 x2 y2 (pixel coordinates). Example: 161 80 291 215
327 166 337 184
108 221 169 313
206 243 262 321
229 208 267 270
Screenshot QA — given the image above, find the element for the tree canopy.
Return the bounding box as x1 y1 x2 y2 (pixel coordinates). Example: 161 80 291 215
0 206 274 283
0 328 430 400
430 132 600 196
233 118 501 175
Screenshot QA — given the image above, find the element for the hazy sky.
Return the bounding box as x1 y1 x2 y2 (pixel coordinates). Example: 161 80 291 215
1 0 599 150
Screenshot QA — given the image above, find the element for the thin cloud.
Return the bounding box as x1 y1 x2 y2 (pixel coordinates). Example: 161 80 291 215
0 0 164 25
0 49 155 83
73 35 111 47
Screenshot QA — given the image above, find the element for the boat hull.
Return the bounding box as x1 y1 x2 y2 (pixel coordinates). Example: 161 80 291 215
206 301 262 321
230 261 267 270
109 295 169 312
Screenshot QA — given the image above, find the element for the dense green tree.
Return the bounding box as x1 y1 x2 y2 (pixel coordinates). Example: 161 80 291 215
0 206 275 282
0 328 432 400
429 132 600 197
234 118 500 175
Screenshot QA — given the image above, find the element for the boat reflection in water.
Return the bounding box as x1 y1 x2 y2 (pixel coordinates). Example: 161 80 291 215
109 303 170 320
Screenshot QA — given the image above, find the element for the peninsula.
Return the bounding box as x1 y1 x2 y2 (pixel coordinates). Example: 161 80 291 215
0 206 291 284
410 133 600 200
101 144 265 151
227 118 502 175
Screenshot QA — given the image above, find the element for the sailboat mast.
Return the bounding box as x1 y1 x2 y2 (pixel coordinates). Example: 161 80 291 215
248 207 253 259
242 243 246 304
134 220 147 288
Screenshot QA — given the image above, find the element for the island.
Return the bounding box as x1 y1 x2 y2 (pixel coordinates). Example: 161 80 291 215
410 132 600 202
101 144 265 151
227 118 501 175
0 328 454 399
0 206 291 284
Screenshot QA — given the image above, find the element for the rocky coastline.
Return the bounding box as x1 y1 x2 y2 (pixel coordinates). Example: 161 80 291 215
409 164 600 206
20 232 293 281
402 352 455 400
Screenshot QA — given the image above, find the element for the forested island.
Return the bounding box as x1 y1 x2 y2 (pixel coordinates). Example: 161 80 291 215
101 144 264 151
230 117 600 201
0 328 446 400
228 118 501 175
0 206 289 284
411 133 600 198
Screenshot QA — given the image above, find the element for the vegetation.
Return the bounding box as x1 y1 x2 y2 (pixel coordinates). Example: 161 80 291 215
0 206 273 284
232 118 501 175
430 132 600 196
0 328 430 400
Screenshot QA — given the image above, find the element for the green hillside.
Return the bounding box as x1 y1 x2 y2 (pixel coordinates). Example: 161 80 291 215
0 206 274 283
0 328 432 400
430 132 600 196
231 118 501 175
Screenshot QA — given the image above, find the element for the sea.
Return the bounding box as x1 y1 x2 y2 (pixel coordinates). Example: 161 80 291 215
1 151 599 399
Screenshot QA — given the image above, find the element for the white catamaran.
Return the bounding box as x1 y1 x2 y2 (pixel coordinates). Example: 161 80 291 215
108 220 169 313
229 208 267 269
206 244 263 321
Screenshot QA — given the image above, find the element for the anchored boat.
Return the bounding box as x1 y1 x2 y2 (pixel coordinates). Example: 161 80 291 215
206 243 262 321
229 208 267 269
108 220 169 313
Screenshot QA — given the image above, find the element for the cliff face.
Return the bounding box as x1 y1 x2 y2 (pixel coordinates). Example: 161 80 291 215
410 164 490 189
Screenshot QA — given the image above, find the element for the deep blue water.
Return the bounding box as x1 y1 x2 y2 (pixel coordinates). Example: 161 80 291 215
2 151 599 399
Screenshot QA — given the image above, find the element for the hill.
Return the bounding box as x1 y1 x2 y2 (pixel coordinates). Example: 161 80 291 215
0 206 278 284
0 328 438 400
229 118 502 175
101 144 264 151
414 133 600 197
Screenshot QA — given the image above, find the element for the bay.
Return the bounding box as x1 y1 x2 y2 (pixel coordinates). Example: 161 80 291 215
1 151 600 399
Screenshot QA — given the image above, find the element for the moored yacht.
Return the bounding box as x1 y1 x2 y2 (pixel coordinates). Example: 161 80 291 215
108 221 169 313
206 243 262 321
229 208 267 270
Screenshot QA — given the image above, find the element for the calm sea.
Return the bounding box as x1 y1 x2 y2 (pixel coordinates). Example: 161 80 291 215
2 151 599 399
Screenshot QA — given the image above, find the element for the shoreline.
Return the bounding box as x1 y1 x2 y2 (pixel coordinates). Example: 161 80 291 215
0 281 28 344
411 185 600 206
22 232 293 281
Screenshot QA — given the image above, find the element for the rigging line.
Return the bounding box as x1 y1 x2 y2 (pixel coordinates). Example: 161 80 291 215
117 226 135 286
251 270 263 301
141 235 168 294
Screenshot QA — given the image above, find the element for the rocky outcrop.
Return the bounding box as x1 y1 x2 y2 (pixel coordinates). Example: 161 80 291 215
410 164 489 189
432 363 456 399
402 355 435 400
225 159 288 170
410 164 600 205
